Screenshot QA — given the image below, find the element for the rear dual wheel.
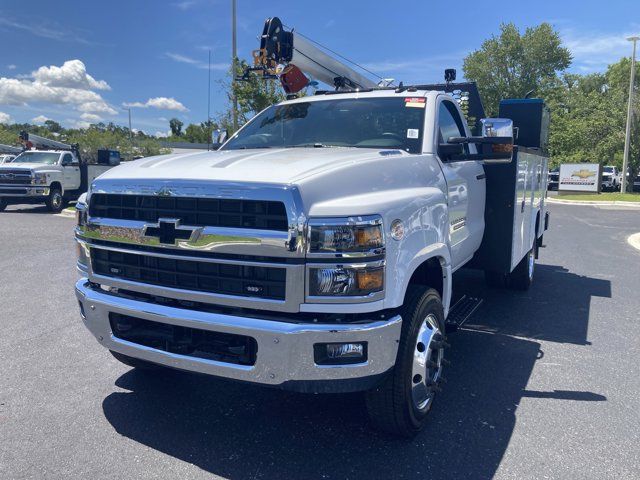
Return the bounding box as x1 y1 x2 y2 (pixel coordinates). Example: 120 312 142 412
366 286 447 437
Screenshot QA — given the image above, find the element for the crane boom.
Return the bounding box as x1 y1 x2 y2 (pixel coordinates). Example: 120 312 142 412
253 17 377 93
0 143 21 154
19 131 74 151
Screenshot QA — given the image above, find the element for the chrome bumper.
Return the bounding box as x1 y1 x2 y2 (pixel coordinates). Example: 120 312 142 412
0 185 49 197
75 278 402 392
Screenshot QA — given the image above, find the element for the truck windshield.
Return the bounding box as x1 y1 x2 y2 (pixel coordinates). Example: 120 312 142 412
603 167 614 173
12 152 60 165
222 97 425 154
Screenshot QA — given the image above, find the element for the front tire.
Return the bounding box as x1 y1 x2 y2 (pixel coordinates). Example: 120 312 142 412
366 286 446 437
46 188 65 213
0 198 6 212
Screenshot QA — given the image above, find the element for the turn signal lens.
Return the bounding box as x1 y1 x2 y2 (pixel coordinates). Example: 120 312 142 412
356 268 384 291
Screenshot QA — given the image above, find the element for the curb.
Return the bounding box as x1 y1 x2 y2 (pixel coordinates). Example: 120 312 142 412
546 197 640 208
628 233 640 252
58 209 76 218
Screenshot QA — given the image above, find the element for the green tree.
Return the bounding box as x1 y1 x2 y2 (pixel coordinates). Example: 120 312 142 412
218 58 286 134
463 23 571 116
44 119 62 133
169 118 184 137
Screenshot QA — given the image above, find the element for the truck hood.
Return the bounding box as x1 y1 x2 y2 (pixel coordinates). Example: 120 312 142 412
97 148 410 185
0 163 54 172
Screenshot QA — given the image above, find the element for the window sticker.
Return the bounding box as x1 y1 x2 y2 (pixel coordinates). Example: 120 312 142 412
404 97 426 108
407 129 420 139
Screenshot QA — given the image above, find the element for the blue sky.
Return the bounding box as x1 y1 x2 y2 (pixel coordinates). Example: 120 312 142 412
0 0 638 135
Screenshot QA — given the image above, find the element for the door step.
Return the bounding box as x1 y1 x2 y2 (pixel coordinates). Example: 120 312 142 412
445 295 483 333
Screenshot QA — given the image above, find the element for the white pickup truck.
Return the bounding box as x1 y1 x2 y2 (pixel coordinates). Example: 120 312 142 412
74 83 549 436
0 133 119 212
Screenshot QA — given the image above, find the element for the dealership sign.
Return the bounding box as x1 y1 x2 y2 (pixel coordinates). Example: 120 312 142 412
559 163 601 192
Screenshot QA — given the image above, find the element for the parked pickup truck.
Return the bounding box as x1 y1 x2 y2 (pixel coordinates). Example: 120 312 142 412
601 165 622 191
74 82 549 436
0 133 119 212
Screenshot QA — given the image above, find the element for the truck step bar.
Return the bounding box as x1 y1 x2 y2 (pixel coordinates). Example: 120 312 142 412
445 295 483 333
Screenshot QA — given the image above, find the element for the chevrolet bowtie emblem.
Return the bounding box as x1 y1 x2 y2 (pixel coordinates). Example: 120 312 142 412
155 186 174 197
571 169 597 179
142 219 199 245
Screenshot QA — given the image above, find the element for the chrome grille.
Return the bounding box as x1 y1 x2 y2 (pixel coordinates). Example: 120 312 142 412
0 169 32 184
89 194 288 231
91 248 287 300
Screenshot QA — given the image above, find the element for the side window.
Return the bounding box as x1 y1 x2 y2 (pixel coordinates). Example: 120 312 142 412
438 101 467 144
62 153 74 165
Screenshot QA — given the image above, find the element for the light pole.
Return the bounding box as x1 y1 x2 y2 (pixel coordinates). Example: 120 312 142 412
122 107 133 143
621 36 638 193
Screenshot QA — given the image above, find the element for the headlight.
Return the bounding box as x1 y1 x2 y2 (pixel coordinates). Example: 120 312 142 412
33 172 47 185
76 201 87 226
308 216 384 254
309 265 384 296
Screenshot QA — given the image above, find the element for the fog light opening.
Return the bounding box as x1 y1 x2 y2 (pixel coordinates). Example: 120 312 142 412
314 342 367 365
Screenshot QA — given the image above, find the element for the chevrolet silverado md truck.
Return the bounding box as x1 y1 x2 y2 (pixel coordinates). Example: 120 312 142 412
74 17 549 437
0 133 119 212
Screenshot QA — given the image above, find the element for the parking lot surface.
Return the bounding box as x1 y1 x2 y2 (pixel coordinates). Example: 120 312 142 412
1 203 639 479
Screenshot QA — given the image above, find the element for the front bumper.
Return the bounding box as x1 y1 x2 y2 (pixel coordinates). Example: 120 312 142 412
0 185 49 198
75 278 402 393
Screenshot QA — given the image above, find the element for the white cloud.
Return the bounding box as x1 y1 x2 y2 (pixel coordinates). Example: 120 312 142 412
80 112 102 122
77 101 117 114
0 16 91 44
0 59 116 116
165 52 228 70
7 64 16 70
155 130 170 138
562 29 640 72
74 120 92 129
123 97 188 112
0 111 12 124
173 0 197 9
32 60 110 91
32 115 50 124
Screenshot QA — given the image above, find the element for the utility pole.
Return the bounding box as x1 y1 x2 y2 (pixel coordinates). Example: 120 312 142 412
122 108 132 140
207 49 212 151
231 0 238 132
621 36 638 193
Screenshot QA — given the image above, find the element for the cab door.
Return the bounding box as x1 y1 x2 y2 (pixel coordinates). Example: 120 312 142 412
435 98 486 270
61 153 81 190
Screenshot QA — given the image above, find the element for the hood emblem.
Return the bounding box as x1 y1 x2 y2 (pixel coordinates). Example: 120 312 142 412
155 186 174 197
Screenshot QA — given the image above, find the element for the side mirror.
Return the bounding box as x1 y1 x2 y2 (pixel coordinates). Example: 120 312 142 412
213 128 228 146
438 143 464 160
61 157 71 166
479 118 514 164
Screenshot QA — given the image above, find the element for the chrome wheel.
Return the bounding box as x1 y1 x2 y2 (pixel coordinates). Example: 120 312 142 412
527 248 535 279
411 313 444 411
52 192 62 209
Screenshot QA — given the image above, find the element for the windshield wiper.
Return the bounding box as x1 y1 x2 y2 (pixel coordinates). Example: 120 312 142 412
287 143 332 148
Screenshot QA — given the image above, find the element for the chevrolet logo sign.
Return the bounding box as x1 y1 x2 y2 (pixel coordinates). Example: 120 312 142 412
142 218 200 245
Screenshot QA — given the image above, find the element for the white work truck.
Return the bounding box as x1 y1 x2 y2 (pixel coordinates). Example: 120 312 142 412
74 17 549 437
0 133 119 212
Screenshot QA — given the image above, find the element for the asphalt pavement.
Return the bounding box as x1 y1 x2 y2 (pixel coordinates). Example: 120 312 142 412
1 202 639 480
